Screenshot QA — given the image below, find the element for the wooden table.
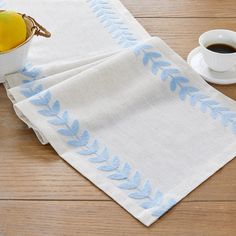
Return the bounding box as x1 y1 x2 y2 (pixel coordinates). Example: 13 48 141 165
0 1 236 235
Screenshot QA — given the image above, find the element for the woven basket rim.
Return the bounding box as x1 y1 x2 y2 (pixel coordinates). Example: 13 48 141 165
0 12 38 55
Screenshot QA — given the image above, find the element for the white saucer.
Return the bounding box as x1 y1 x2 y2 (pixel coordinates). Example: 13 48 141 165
187 46 236 85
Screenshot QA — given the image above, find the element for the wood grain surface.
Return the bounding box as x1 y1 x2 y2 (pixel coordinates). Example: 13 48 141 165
0 1 236 235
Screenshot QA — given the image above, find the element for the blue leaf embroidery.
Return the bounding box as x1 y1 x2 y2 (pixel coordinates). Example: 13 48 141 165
67 130 90 147
129 180 151 199
160 68 180 81
19 64 41 79
134 44 153 56
189 93 208 106
108 163 131 180
152 199 176 217
200 100 219 113
57 128 74 136
151 61 171 75
221 112 236 127
21 90 35 98
141 191 163 209
33 85 43 94
78 130 90 146
70 120 80 135
170 76 189 92
89 148 109 163
210 107 230 119
143 52 161 66
179 86 199 100
98 156 120 171
79 140 99 155
38 109 56 117
48 111 69 125
30 91 51 106
51 101 60 115
119 171 141 189
87 0 138 49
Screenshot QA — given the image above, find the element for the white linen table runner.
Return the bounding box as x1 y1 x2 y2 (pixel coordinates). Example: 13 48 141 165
2 0 236 227
12 37 236 226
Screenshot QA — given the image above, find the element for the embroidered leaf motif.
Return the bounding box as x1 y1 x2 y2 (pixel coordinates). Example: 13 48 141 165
134 44 153 56
100 14 118 23
152 199 176 217
221 112 236 126
108 24 120 33
143 52 161 66
190 93 208 106
51 101 60 115
57 119 79 136
93 5 111 12
118 36 137 44
108 163 131 180
119 171 141 189
67 140 81 147
67 131 90 147
21 90 35 98
20 65 41 79
160 68 180 81
151 61 171 75
21 82 34 89
30 91 51 106
113 31 132 39
33 85 43 94
97 9 114 18
57 128 74 136
88 0 137 49
141 191 163 209
104 20 112 28
179 86 199 100
210 107 230 119
129 180 151 199
30 98 45 106
98 156 120 171
78 130 90 146
43 91 51 103
38 109 55 117
48 111 69 125
89 148 109 163
200 100 219 113
70 120 80 135
170 76 189 91
79 140 99 155
123 41 137 48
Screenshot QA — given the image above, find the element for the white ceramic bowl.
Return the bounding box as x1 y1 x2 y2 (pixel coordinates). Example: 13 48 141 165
0 12 50 78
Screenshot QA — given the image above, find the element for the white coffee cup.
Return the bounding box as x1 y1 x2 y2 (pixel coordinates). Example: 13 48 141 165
199 29 236 72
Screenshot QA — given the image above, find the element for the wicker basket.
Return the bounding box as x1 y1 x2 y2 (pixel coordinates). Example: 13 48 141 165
0 11 51 77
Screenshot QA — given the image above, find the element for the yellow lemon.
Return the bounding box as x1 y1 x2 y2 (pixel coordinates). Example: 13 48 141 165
0 11 27 52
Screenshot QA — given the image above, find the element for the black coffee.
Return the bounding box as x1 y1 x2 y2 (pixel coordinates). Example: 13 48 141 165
206 43 236 54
